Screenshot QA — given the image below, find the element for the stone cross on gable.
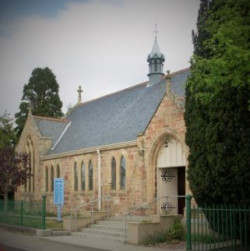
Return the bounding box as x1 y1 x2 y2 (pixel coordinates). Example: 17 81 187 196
77 85 83 104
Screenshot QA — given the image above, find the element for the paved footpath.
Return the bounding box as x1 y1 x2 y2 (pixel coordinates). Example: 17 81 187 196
43 234 186 251
0 228 186 251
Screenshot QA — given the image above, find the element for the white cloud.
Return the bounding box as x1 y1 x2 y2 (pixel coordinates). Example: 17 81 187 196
0 0 199 117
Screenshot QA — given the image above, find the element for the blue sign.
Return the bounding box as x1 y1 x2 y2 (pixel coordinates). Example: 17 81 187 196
54 178 64 205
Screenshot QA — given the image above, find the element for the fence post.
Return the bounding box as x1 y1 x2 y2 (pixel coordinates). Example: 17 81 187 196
20 201 24 226
186 195 192 251
41 194 46 230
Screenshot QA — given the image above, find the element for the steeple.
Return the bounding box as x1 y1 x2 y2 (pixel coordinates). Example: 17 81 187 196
147 25 165 86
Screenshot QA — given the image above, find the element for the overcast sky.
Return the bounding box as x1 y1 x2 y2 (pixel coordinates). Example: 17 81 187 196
0 0 200 117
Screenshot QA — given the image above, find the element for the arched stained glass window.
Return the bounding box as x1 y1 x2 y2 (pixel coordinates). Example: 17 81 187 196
88 161 93 191
111 157 116 190
74 162 78 191
45 166 48 192
81 161 85 191
120 156 126 190
51 166 54 192
56 165 60 178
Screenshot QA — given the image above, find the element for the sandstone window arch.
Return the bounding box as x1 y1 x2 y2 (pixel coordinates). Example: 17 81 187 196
51 165 54 192
111 157 116 190
74 162 78 191
25 137 35 192
88 160 93 191
56 165 60 178
45 166 48 192
81 161 85 191
120 156 126 190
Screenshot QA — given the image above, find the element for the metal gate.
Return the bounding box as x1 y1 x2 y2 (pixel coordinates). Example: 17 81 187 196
186 196 250 251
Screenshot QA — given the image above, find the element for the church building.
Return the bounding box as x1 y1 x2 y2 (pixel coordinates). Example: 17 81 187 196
16 34 190 216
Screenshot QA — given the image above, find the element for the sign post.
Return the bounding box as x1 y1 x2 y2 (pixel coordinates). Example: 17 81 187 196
54 178 64 222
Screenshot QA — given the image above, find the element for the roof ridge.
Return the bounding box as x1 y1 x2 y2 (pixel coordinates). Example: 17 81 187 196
168 67 190 77
33 115 69 123
77 81 148 108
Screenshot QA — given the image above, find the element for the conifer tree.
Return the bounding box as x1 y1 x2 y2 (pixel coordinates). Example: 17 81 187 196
185 0 250 206
15 67 63 137
0 111 16 148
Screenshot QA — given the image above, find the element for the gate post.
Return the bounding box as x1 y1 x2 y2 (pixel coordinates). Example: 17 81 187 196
186 195 192 251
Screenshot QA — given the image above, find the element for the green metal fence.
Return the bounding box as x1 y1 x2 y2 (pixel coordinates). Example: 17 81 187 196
186 196 250 251
0 195 46 229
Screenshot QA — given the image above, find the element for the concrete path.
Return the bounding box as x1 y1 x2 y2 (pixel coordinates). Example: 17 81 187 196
0 224 186 251
43 234 186 251
0 229 101 251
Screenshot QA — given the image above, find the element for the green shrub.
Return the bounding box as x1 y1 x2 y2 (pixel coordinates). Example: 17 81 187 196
142 216 185 245
165 217 185 241
142 230 166 245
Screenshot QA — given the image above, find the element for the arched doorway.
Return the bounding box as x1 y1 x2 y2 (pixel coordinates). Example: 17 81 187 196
156 136 186 215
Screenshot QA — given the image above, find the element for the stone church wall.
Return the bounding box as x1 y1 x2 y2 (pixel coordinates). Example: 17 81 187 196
15 83 190 217
141 91 189 204
40 143 145 215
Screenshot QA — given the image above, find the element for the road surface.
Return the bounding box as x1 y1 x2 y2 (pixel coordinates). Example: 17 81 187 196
0 229 106 251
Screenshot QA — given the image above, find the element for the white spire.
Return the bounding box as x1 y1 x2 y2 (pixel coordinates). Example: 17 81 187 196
148 24 165 60
150 36 162 58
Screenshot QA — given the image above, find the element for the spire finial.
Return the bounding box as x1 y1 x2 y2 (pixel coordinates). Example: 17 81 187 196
154 24 158 37
77 85 83 105
166 70 171 94
28 100 32 116
166 70 171 80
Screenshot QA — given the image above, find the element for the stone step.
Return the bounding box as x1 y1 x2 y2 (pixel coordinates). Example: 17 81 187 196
96 220 125 226
107 215 150 222
74 216 149 243
52 230 71 236
73 231 125 243
81 227 125 238
90 223 124 232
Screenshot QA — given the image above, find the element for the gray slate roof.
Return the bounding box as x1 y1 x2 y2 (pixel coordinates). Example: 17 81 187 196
34 68 189 156
171 69 189 97
33 117 69 147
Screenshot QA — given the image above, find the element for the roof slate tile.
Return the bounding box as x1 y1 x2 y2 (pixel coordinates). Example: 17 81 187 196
34 68 189 156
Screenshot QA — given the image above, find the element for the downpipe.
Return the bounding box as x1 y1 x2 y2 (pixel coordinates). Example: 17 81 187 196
97 149 101 211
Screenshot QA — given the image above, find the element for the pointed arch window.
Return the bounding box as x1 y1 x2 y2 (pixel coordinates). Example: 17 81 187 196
28 152 32 192
88 161 93 191
74 162 78 191
81 161 85 191
56 165 60 178
45 166 48 192
51 166 54 192
25 137 35 192
120 156 126 190
111 157 116 190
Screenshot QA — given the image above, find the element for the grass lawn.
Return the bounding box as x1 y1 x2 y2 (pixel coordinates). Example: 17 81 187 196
46 219 63 229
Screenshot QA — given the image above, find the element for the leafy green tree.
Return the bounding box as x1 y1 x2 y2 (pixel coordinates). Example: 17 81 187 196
0 112 30 200
0 147 30 201
0 111 17 149
192 0 212 58
15 67 63 137
185 0 250 206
